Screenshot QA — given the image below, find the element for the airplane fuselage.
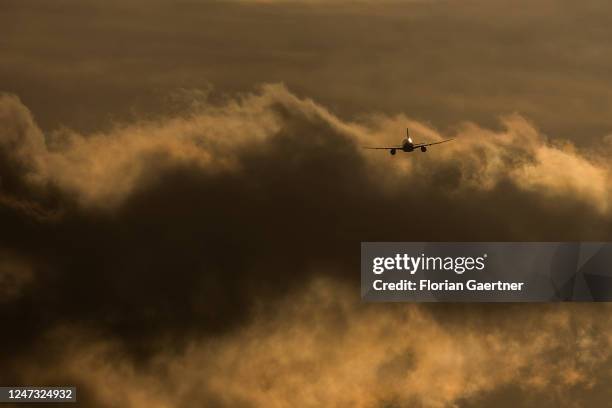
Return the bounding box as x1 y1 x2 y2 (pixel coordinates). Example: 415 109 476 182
390 139 426 155
402 140 415 152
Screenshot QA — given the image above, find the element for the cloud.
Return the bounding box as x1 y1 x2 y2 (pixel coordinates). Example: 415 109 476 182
4 2 612 405
358 113 612 214
7 279 612 407
1 85 612 405
0 250 33 301
2 85 611 214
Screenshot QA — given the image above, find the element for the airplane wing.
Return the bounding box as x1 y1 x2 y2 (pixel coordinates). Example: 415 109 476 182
362 146 402 150
413 138 454 148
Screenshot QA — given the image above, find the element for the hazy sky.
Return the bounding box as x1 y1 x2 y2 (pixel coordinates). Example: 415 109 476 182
3 0 612 141
1 1 612 407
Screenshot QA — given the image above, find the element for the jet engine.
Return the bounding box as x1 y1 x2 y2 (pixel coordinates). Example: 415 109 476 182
420 146 427 152
390 148 396 155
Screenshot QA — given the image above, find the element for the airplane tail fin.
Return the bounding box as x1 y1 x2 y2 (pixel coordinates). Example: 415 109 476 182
407 127 412 143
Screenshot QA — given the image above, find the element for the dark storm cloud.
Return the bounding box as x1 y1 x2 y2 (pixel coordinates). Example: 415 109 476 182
1 84 612 406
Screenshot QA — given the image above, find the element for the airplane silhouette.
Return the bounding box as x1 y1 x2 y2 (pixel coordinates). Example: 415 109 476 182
364 128 453 155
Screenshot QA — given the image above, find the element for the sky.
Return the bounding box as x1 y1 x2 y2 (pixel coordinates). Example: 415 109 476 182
1 0 612 406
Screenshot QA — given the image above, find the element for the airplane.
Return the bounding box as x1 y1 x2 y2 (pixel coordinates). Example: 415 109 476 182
364 128 453 155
